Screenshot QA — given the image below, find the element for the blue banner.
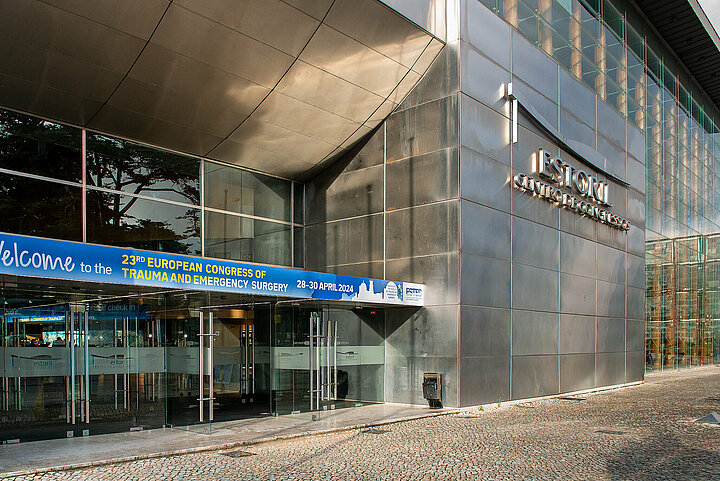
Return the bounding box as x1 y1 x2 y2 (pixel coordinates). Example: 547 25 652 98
0 233 424 306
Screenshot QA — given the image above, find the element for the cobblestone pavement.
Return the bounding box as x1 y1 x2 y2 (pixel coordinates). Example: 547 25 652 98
6 367 720 480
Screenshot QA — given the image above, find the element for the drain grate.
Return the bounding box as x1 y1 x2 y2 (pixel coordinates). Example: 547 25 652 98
362 428 389 434
557 396 586 402
596 430 626 435
221 449 256 458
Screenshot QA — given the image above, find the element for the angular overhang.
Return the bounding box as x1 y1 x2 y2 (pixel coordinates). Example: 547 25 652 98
634 0 720 112
0 0 443 179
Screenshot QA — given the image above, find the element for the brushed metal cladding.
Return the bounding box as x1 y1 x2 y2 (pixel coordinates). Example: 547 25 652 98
627 157 646 194
627 122 646 164
309 213 384 267
386 253 460 306
512 264 559 312
377 0 447 40
175 0 320 56
299 25 410 98
559 314 596 354
307 165 384 223
325 0 431 69
464 0 511 69
559 353 595 392
459 356 510 406
596 317 626 353
626 320 645 353
151 5 295 88
560 273 596 316
512 310 559 356
596 99 626 150
595 352 626 387
626 286 645 320
460 43 511 114
386 95 459 162
511 30 558 102
559 206 597 241
0 0 440 180
281 0 333 20
596 135 626 180
511 355 560 400
560 232 597 277
513 80 559 132
386 305 459 358
627 190 646 226
627 254 645 289
626 226 645 257
460 306 511 357
400 43 459 109
597 223 627 251
386 147 460 210
384 354 458 406
597 245 627 285
560 109 597 150
460 94 511 165
459 148 511 213
461 254 511 308
626 351 645 382
512 218 560 271
559 69 596 129
461 201 511 261
386 201 459 259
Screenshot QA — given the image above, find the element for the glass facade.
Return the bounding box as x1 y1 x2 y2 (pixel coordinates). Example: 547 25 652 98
0 107 303 268
0 280 385 442
481 0 720 371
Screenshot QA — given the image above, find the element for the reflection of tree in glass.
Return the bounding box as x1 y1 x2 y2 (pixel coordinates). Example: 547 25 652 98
0 110 82 240
0 109 81 181
86 135 201 255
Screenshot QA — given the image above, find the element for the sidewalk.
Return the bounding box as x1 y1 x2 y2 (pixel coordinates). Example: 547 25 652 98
0 404 455 476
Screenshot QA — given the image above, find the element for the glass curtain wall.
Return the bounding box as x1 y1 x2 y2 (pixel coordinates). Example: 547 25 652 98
0 108 304 268
479 0 720 371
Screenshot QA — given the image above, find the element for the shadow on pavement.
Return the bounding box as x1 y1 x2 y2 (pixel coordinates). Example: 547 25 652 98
606 433 720 480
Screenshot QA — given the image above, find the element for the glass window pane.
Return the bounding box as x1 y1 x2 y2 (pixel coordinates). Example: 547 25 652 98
0 173 81 240
86 191 200 255
204 163 291 222
204 211 291 266
293 182 304 225
0 109 81 182
86 134 200 205
294 226 304 269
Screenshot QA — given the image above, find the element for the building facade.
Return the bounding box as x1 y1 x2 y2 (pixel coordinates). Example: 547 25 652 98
0 0 717 443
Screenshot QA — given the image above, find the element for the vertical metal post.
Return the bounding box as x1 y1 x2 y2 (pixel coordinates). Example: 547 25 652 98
309 312 314 410
325 317 330 401
70 312 76 423
84 311 89 423
333 320 338 401
244 324 249 395
209 312 214 422
124 317 129 410
199 311 204 423
251 324 255 395
315 314 320 409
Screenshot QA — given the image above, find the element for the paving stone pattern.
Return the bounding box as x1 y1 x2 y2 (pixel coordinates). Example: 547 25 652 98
5 367 720 480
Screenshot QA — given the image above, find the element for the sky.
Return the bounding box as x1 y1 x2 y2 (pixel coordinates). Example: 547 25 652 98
698 0 720 38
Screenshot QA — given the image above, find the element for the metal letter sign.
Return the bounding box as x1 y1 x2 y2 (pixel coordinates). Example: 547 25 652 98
0 233 424 306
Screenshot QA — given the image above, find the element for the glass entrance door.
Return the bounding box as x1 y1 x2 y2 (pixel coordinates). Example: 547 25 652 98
74 301 166 435
272 305 385 414
2 304 72 442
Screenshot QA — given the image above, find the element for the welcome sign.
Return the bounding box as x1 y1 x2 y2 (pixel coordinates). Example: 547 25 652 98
0 233 424 306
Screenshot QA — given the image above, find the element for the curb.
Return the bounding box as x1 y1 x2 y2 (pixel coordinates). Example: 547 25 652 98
0 409 459 478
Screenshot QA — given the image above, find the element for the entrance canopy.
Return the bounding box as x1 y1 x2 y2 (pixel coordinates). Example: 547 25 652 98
0 233 424 306
0 0 443 179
